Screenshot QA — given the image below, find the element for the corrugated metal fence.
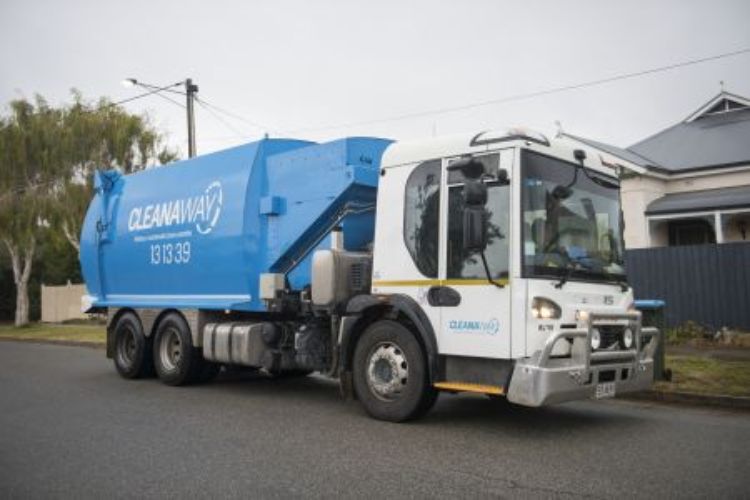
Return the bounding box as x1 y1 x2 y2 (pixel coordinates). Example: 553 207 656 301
625 242 750 330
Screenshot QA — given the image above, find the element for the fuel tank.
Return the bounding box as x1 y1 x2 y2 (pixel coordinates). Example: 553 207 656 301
79 137 392 312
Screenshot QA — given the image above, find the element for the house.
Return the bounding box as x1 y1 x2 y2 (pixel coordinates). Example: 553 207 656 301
562 90 750 249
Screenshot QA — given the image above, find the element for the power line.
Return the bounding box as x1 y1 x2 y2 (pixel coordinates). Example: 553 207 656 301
194 98 253 141
108 81 184 109
286 47 750 134
125 80 187 97
147 90 186 109
195 96 283 136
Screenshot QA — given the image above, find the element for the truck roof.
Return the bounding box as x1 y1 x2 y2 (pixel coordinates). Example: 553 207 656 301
382 127 619 178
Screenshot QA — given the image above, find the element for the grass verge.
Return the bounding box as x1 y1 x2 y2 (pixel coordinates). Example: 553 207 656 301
655 354 750 398
0 323 105 346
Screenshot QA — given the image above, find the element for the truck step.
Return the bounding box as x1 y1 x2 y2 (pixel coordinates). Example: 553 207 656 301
433 381 505 395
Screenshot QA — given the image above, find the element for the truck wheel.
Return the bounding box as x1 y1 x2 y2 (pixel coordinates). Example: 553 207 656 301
153 312 203 386
113 312 153 379
353 320 437 422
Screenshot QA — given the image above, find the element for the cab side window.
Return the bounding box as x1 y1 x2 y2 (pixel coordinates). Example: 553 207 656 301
447 182 510 279
403 160 441 278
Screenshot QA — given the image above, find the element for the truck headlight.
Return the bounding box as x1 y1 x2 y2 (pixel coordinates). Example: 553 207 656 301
622 327 634 349
590 328 602 350
531 297 561 320
575 310 590 323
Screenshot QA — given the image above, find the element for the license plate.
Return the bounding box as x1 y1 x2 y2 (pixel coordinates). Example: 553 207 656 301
595 382 616 399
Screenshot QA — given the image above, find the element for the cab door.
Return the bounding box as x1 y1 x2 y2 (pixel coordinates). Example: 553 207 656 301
436 152 513 359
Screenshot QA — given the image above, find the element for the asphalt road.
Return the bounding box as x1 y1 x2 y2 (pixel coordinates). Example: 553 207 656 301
1 341 749 499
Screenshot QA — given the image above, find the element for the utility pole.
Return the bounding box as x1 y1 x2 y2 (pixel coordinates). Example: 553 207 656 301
185 78 199 158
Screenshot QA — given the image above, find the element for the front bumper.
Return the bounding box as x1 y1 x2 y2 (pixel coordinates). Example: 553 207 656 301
507 311 659 407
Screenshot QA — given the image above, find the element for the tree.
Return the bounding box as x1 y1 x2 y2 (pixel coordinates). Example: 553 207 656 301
0 92 176 326
0 97 64 326
52 92 178 252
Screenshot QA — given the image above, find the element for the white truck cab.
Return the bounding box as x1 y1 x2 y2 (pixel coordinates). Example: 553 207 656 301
364 128 657 411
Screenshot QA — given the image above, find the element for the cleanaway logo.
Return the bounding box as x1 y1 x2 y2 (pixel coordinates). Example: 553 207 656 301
127 181 223 235
448 318 500 336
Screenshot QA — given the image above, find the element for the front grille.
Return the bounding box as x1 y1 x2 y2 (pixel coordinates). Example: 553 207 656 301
598 325 623 349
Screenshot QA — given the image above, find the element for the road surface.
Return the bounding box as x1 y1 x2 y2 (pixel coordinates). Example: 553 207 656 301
1 341 748 499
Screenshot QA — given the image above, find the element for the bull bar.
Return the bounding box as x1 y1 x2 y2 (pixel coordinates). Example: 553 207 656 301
506 311 660 407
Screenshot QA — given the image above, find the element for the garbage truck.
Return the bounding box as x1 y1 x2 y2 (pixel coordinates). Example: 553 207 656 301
80 127 659 421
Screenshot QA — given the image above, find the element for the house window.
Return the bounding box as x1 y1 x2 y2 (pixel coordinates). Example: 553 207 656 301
668 219 716 246
403 160 441 277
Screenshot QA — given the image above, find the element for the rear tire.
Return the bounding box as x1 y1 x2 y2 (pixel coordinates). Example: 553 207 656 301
113 312 153 379
153 312 204 386
353 320 437 422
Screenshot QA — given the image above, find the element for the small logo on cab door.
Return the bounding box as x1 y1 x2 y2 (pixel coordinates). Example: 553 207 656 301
448 318 500 336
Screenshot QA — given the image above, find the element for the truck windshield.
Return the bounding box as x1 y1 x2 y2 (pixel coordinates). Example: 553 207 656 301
521 150 626 283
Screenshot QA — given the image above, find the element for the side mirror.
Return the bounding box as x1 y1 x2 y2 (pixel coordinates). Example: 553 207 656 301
448 158 484 178
448 160 490 252
496 168 508 184
463 178 488 252
463 206 487 252
463 178 488 205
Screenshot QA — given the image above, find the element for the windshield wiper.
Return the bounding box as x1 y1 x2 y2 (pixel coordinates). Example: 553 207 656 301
553 253 586 289
554 254 600 289
581 167 620 190
553 260 629 291
553 263 576 289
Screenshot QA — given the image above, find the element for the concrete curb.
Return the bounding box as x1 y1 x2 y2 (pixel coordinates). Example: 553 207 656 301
625 390 750 411
0 337 105 350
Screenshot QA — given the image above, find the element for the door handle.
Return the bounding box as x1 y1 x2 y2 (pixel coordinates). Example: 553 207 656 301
427 286 461 307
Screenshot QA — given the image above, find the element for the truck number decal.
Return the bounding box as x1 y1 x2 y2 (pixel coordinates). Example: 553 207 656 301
150 241 191 265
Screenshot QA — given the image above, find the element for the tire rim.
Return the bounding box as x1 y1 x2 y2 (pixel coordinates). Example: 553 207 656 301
116 325 137 367
159 327 182 372
366 341 408 401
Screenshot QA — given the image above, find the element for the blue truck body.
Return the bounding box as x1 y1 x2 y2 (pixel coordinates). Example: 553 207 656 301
79 136 392 312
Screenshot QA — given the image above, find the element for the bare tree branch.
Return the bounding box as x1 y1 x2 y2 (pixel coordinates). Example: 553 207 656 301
62 221 80 252
3 238 21 287
21 238 35 285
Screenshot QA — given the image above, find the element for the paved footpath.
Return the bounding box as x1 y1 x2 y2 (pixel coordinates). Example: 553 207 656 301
1 341 749 499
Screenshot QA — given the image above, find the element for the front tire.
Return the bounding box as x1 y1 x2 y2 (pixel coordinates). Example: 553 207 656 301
153 312 204 386
353 320 437 422
113 312 153 379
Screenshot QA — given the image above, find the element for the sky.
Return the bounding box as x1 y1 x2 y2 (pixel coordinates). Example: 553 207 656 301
1 0 749 159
